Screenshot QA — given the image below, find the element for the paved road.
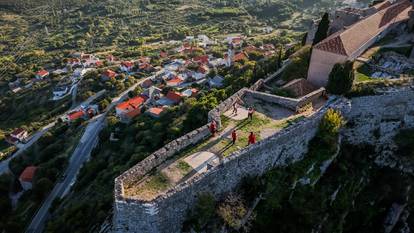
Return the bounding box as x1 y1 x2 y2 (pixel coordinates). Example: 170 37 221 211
0 90 106 175
26 115 105 233
0 122 56 175
25 77 150 233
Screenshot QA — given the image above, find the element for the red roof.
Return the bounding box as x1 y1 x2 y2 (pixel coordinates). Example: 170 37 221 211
125 107 142 118
116 96 146 111
68 58 80 64
95 61 103 67
68 110 85 121
232 37 242 44
314 0 411 56
167 77 184 86
20 166 37 182
121 61 134 68
138 57 151 64
11 128 26 136
139 63 153 70
36 69 49 77
81 54 91 60
149 107 164 116
102 69 117 79
160 51 168 58
198 65 208 74
234 52 248 62
166 91 182 103
193 55 209 64
245 45 259 53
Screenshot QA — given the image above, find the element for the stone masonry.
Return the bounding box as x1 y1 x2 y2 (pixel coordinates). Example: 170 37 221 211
113 82 414 233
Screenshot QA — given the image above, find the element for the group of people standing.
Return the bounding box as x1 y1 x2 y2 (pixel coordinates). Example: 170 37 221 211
209 101 257 147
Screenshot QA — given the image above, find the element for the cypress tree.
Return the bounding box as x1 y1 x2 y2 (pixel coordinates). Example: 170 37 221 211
327 61 355 95
313 12 330 45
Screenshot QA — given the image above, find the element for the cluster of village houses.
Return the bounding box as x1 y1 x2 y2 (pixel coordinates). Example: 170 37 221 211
110 35 277 123
4 33 279 165
5 35 280 191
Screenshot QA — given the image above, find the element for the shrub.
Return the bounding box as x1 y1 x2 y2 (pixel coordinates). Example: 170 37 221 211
217 193 247 230
186 193 216 231
327 61 355 95
319 109 345 142
281 46 311 82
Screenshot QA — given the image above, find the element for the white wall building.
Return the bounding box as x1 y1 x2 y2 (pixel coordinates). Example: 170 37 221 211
308 0 413 87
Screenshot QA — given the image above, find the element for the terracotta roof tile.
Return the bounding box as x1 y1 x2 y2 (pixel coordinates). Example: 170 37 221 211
20 166 37 182
314 0 412 56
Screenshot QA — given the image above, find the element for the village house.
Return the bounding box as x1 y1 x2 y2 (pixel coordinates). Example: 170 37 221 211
101 69 117 81
6 128 29 145
116 96 147 123
208 75 225 88
120 61 134 72
65 109 86 122
308 0 413 87
166 76 185 87
35 69 49 80
19 166 38 190
141 79 154 89
53 86 70 99
146 107 165 118
144 86 162 103
197 34 215 47
63 105 99 122
181 88 198 98
226 36 244 48
193 55 210 65
164 59 185 71
8 79 21 91
19 166 37 190
67 58 82 67
107 55 116 63
80 54 100 67
156 90 183 106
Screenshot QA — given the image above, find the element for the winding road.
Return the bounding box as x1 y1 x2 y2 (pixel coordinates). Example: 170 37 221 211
25 76 152 233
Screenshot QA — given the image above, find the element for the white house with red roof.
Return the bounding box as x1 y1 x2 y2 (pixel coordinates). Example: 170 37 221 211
166 76 185 87
156 91 183 106
19 166 38 190
120 61 135 72
67 58 82 67
146 107 165 118
116 96 147 123
308 0 413 87
6 128 29 145
35 69 49 80
101 69 117 81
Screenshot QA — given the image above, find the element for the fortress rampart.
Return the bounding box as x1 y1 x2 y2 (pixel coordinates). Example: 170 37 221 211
114 78 414 233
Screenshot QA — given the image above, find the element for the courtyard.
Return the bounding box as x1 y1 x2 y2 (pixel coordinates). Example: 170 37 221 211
124 93 327 201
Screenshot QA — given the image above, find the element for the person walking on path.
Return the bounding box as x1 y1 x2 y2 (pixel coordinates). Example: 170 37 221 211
232 102 238 115
231 130 237 145
248 107 255 121
210 120 217 137
248 132 256 145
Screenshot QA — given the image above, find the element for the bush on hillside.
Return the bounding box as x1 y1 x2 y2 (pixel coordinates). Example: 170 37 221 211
319 109 345 143
327 61 355 95
281 46 311 82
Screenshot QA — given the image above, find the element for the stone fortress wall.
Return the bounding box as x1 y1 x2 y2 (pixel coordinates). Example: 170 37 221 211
114 76 414 233
114 89 414 233
113 96 350 233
